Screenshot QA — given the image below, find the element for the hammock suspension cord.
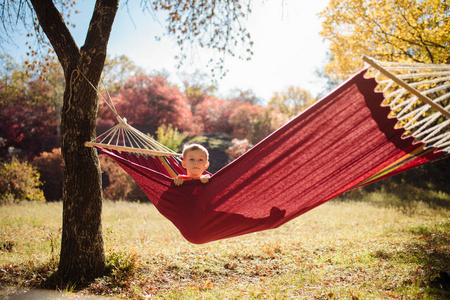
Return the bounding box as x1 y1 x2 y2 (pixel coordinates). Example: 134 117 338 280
363 56 450 152
80 69 182 157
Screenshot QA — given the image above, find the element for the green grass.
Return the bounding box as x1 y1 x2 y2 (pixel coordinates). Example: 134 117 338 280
1 192 449 299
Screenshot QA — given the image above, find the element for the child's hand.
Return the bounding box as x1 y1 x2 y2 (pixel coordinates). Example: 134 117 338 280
174 177 184 186
200 174 210 184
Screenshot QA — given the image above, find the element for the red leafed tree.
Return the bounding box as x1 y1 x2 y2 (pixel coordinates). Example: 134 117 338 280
98 74 193 134
0 97 58 157
1 57 63 158
0 75 61 158
194 96 236 134
229 102 264 140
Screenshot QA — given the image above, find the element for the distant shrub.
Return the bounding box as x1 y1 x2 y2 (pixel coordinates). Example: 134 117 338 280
250 108 288 145
225 138 252 162
151 124 187 152
99 154 148 202
33 148 63 201
0 157 45 203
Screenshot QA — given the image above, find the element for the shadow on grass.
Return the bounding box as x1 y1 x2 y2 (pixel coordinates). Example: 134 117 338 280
337 187 450 297
405 222 450 297
369 222 450 297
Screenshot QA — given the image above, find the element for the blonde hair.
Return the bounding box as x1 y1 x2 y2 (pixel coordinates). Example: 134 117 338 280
182 143 209 161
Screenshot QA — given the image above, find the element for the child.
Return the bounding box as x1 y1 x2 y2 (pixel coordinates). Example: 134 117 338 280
174 143 211 186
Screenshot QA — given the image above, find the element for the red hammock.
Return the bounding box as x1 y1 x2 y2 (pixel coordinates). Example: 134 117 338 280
97 70 447 244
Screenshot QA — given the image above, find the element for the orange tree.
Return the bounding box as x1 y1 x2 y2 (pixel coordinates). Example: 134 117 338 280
1 0 255 283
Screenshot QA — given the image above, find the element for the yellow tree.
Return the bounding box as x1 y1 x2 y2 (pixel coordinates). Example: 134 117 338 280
268 86 316 119
101 55 146 93
319 0 450 79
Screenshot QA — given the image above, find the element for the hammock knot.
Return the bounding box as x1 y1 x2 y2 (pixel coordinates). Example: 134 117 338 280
117 116 128 125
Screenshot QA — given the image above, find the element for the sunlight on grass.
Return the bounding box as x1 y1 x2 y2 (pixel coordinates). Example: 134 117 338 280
0 202 62 266
1 194 449 299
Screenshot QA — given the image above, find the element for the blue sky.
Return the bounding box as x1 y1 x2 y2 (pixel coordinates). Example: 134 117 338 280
6 0 330 102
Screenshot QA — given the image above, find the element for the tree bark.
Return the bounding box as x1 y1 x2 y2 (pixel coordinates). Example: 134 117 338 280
29 0 119 283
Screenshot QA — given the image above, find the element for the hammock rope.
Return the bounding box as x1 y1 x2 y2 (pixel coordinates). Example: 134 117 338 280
363 56 450 152
85 118 182 157
82 69 182 157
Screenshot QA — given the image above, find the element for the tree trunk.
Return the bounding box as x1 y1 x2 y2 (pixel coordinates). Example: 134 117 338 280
29 0 119 283
59 66 105 282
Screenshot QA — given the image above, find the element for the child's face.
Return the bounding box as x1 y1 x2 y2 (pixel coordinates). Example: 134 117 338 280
181 149 210 179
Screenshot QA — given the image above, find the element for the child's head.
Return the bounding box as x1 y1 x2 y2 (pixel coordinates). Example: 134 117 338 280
182 143 209 161
181 144 210 179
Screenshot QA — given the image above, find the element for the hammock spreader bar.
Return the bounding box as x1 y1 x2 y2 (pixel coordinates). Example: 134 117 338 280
97 70 448 244
363 56 450 119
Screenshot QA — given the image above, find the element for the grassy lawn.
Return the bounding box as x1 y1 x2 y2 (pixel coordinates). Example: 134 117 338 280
1 193 449 299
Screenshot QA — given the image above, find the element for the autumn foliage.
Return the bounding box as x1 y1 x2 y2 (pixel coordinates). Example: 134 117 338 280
0 157 45 203
2 59 292 202
319 0 450 79
32 148 63 201
99 154 148 202
229 102 263 139
96 72 287 142
0 92 60 159
97 74 194 134
225 138 252 162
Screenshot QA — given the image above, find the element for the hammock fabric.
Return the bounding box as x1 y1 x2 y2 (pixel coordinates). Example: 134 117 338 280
97 70 447 244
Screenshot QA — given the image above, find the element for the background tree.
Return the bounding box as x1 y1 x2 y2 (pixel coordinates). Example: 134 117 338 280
0 157 46 204
181 70 218 116
33 148 64 201
229 102 264 140
225 138 253 162
98 74 193 133
250 107 288 145
0 97 58 158
147 0 254 78
1 0 255 283
194 97 235 134
101 55 145 93
0 56 63 158
0 55 30 103
268 86 316 119
152 124 187 152
229 88 261 105
319 0 450 79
